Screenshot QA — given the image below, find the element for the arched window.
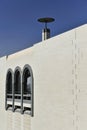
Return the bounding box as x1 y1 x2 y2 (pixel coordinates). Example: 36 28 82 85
14 67 21 99
23 67 31 95
6 71 12 94
5 69 13 110
5 65 34 115
22 64 34 116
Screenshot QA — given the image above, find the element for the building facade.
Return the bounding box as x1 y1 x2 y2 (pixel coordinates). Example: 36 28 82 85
0 24 87 130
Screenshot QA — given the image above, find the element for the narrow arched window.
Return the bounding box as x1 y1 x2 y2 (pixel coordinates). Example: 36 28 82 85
22 64 34 116
23 68 31 95
5 69 13 110
14 70 21 94
14 67 21 99
7 71 12 95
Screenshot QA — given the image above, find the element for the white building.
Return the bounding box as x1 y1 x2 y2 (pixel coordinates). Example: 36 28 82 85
0 24 87 130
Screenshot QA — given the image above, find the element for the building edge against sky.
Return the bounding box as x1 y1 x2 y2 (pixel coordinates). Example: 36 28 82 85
0 23 86 59
0 24 87 130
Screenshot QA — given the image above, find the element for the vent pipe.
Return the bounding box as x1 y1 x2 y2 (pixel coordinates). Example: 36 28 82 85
38 17 55 41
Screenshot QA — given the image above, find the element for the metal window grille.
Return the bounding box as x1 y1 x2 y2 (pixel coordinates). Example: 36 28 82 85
5 65 34 117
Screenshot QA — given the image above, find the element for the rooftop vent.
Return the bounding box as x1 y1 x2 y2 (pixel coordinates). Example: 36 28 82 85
38 17 55 41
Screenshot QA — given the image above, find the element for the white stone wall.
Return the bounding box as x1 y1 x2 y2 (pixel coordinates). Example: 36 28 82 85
0 24 87 130
5 48 33 130
31 39 73 130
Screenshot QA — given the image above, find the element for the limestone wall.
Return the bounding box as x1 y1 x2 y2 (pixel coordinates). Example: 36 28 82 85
0 24 87 130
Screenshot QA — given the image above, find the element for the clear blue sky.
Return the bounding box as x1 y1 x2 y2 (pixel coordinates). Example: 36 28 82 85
0 0 87 56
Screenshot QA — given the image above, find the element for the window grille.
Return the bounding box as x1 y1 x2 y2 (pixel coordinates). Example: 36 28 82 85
5 65 34 116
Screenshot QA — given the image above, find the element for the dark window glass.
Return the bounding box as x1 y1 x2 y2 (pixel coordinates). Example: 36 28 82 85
23 68 31 94
22 65 34 116
7 71 12 94
14 70 21 94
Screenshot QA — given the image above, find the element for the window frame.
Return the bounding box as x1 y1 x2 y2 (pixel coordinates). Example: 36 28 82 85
14 66 22 111
5 65 34 116
22 64 34 116
5 68 14 111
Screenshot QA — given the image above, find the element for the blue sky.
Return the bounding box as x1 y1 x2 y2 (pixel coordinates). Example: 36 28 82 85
0 0 87 56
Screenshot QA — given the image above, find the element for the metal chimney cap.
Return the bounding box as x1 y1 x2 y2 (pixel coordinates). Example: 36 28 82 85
38 17 55 23
38 17 55 41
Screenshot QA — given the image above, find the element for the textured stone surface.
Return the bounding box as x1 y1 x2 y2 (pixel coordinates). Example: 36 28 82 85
0 24 87 130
